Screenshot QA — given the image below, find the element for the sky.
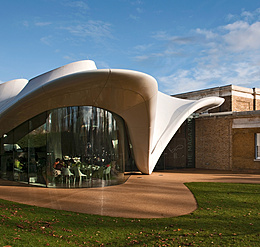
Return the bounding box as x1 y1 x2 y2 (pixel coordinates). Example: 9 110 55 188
1 0 260 94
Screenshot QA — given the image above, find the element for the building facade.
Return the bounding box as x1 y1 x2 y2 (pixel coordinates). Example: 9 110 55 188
0 60 223 187
160 85 260 173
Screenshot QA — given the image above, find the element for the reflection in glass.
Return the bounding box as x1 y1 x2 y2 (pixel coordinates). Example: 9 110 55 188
0 106 132 188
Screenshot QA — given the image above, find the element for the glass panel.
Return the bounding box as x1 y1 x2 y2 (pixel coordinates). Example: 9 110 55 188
27 116 47 186
46 106 128 188
0 106 133 188
15 113 47 186
46 109 63 186
0 131 14 181
14 121 29 183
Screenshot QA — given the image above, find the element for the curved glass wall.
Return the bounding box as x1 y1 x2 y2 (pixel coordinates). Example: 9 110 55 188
0 106 132 188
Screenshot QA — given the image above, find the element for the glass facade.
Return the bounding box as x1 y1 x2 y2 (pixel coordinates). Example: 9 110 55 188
0 106 132 188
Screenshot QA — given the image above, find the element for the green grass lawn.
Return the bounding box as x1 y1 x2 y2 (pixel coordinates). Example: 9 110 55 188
0 182 259 246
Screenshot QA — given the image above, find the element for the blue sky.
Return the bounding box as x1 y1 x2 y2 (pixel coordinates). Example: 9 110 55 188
1 0 260 94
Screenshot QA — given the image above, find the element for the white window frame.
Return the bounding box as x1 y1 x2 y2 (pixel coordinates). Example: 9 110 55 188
255 133 260 160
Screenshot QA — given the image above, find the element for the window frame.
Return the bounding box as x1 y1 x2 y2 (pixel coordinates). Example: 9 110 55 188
255 133 260 160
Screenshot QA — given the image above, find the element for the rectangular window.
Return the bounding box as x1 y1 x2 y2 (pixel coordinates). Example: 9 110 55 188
255 133 260 159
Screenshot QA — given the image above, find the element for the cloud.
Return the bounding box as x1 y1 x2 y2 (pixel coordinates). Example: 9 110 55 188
63 55 75 60
63 20 113 40
129 14 139 21
136 7 143 14
96 60 111 69
152 31 196 45
65 1 89 10
134 50 184 62
241 8 260 21
134 44 153 52
223 21 260 51
158 69 208 95
226 13 236 21
129 3 143 21
22 20 52 29
241 10 254 21
225 62 260 85
131 0 143 5
196 28 217 39
135 53 164 61
152 31 169 40
134 55 150 61
169 36 196 45
158 59 260 95
23 21 29 27
35 22 52 27
223 20 249 31
144 8 260 94
226 8 260 22
40 36 52 46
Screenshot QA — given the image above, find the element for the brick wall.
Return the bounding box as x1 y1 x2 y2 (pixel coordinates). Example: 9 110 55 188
174 85 260 113
232 95 254 112
172 85 260 173
255 97 260 111
195 117 232 170
196 115 260 172
232 127 260 172
209 95 232 113
210 95 254 113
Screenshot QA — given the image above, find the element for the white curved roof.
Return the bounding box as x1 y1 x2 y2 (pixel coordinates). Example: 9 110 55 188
0 60 224 174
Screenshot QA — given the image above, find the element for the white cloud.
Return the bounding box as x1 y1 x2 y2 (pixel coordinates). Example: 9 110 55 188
23 21 29 27
158 69 208 94
144 8 260 94
129 14 139 20
226 62 260 85
223 20 249 31
131 0 143 5
241 10 254 21
136 7 143 14
63 20 113 40
226 13 236 21
40 36 52 46
241 8 260 21
134 55 150 61
152 31 172 41
223 21 260 51
226 8 260 22
63 55 75 60
158 60 260 94
196 28 217 39
96 60 111 69
23 20 52 28
134 49 183 62
134 44 153 52
65 1 89 10
35 22 52 27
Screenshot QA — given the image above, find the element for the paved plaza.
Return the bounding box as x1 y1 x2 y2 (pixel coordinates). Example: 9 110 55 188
0 169 259 218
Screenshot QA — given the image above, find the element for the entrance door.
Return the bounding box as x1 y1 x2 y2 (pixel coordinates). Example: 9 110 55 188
164 138 186 168
155 118 195 170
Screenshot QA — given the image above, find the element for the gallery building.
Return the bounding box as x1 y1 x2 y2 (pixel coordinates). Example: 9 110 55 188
0 60 224 187
157 85 260 173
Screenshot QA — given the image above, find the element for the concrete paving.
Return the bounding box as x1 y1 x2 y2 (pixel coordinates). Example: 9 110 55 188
0 169 259 218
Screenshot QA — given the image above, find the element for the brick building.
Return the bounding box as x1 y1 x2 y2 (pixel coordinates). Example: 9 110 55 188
156 85 260 173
